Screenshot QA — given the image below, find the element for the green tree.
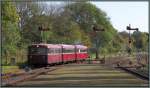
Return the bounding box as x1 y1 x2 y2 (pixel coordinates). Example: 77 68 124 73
2 1 21 65
50 8 82 44
65 2 118 59
132 31 149 51
16 2 53 44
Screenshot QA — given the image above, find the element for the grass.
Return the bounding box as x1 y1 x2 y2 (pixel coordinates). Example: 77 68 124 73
88 53 128 60
2 66 20 74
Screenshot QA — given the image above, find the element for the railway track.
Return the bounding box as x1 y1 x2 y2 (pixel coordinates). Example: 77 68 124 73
117 66 149 80
14 63 148 87
103 54 149 81
2 60 148 87
2 66 61 86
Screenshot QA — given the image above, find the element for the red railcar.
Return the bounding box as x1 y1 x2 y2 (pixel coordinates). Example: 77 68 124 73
75 45 88 61
28 43 88 67
47 44 62 64
28 44 47 66
28 44 62 66
61 44 76 63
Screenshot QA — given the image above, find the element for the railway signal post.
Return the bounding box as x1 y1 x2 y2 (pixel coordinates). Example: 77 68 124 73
38 26 50 43
92 25 105 60
126 24 138 55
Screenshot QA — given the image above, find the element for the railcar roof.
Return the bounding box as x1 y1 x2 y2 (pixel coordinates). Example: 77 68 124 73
30 44 87 49
30 43 61 48
59 44 75 49
75 45 87 49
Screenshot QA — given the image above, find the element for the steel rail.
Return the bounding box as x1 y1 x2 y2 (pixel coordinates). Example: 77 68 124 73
118 67 149 80
2 66 61 86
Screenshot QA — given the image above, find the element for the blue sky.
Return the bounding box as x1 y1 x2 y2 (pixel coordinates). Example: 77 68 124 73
90 1 149 33
46 1 148 33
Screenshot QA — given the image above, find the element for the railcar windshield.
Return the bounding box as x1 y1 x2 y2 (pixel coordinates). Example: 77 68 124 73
29 47 47 54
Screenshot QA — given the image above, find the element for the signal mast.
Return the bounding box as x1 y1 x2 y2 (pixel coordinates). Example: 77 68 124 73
38 25 50 43
126 24 138 55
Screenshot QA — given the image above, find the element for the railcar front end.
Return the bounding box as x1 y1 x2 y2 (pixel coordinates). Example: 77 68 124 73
28 45 48 67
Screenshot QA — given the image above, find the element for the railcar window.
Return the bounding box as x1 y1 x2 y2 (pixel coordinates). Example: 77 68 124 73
48 48 61 54
80 50 87 53
76 49 87 53
48 49 54 53
55 49 61 53
63 49 74 53
29 47 47 54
